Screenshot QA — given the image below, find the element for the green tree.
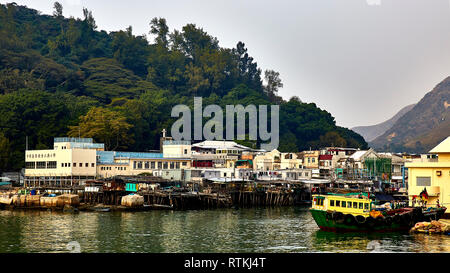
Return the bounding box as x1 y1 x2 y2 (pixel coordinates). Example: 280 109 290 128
0 132 11 172
279 131 298 152
318 131 347 148
232 42 262 92
0 69 45 94
53 2 63 17
264 69 283 103
150 17 169 48
82 8 97 30
80 57 140 102
0 89 72 169
111 26 149 77
170 23 219 62
147 45 187 91
68 107 133 150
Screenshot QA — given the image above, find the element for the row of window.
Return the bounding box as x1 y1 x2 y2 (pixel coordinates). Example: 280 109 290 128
26 161 57 169
286 172 310 178
26 161 95 169
133 161 187 170
329 199 369 210
100 166 127 171
65 162 95 168
319 161 330 167
307 158 316 163
216 150 240 154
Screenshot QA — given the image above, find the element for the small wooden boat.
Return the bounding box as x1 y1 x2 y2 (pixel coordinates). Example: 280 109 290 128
144 204 174 210
93 207 111 212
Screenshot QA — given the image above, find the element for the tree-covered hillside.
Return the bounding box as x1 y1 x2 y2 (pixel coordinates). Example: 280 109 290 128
0 3 367 170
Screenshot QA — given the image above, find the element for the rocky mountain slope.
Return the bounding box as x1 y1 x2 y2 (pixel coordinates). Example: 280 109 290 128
352 103 415 142
370 76 450 153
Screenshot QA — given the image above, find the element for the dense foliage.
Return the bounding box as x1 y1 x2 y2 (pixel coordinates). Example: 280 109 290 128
0 3 367 170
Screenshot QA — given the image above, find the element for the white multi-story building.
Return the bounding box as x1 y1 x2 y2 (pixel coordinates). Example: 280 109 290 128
191 140 260 168
25 137 102 188
24 137 192 188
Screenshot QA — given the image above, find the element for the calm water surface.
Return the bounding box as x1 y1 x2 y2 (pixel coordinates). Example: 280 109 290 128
0 207 448 253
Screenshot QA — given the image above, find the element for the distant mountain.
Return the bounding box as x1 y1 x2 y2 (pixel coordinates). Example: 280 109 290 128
352 104 415 142
370 76 450 153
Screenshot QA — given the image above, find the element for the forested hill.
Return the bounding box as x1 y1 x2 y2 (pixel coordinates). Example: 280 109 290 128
0 3 367 170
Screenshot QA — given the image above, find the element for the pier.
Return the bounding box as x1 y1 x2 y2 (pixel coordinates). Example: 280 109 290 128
142 191 231 209
0 177 316 211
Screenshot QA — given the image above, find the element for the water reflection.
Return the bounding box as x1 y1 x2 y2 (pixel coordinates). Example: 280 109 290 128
409 233 450 253
0 208 448 253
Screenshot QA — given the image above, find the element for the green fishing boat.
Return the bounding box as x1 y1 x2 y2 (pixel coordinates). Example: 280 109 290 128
310 193 446 232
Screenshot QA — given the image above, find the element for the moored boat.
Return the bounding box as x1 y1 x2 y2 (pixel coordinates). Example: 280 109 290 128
310 193 446 232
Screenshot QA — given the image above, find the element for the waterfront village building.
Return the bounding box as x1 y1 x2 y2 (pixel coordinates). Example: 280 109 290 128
346 148 380 170
334 148 386 181
235 153 254 169
279 169 312 181
25 137 103 187
406 136 450 215
24 138 192 187
253 168 312 181
378 152 407 188
253 150 302 171
280 152 302 169
300 150 320 169
319 147 357 169
158 168 202 182
317 147 358 178
96 140 191 178
176 168 248 183
191 140 261 168
409 153 439 163
401 153 427 162
254 150 280 170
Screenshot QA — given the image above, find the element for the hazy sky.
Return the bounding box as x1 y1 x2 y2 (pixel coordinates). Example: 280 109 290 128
2 0 450 128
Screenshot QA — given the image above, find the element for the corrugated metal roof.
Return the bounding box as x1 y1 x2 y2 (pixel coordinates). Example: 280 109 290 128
192 140 258 151
349 150 367 160
96 151 164 164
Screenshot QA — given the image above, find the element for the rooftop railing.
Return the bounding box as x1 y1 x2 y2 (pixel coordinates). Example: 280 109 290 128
70 143 105 149
163 140 191 145
54 137 94 143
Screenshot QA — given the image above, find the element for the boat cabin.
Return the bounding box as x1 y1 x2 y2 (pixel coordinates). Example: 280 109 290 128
312 194 372 216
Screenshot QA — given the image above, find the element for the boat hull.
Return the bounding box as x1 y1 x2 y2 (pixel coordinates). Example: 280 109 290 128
421 207 447 222
310 209 410 232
